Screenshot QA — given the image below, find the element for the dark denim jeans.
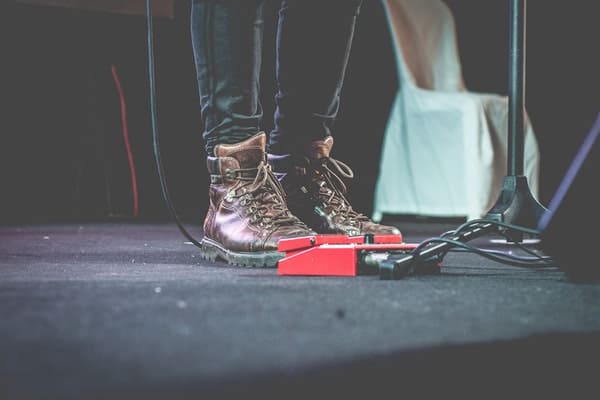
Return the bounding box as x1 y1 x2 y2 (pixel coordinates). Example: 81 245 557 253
191 0 363 156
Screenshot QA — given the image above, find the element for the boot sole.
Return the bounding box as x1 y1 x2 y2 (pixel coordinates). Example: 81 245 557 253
199 237 284 268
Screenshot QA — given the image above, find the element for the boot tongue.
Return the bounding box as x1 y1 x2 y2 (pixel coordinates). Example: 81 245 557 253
214 132 267 168
305 136 333 159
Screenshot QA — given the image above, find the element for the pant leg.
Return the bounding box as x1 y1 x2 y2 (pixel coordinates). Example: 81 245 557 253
268 0 364 154
191 0 266 156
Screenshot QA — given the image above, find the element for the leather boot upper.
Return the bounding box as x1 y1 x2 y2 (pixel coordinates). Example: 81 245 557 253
204 132 314 253
268 136 402 237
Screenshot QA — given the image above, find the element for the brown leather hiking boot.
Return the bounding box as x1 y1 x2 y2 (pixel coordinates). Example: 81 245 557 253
268 136 402 237
201 132 315 267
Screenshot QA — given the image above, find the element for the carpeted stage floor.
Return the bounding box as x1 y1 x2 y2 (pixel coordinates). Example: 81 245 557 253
1 219 599 399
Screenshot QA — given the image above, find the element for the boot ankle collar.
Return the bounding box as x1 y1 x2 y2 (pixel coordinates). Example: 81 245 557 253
207 156 239 175
304 136 333 159
268 153 310 177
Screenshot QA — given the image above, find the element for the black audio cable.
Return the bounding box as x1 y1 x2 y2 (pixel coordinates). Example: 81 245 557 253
146 0 202 248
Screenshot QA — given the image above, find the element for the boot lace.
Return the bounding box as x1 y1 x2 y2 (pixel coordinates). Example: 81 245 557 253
309 157 372 227
230 161 309 230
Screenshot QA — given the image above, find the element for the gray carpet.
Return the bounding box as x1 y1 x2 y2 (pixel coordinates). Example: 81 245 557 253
1 221 599 399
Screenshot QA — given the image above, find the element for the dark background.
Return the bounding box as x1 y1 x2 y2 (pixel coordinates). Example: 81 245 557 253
2 1 599 224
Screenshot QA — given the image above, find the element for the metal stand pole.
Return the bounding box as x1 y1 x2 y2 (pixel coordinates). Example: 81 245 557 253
378 0 549 279
484 0 547 233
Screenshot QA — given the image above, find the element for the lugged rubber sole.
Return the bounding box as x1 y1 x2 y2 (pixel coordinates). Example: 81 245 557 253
199 237 284 268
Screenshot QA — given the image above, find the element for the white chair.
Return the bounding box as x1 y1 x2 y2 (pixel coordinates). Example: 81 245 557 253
372 0 540 222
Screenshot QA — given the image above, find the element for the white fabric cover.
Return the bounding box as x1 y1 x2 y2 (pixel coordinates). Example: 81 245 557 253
372 0 540 221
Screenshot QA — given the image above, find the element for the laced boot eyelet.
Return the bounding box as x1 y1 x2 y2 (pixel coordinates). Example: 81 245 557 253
225 169 236 180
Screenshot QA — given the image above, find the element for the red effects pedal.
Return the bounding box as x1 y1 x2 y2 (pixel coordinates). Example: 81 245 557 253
277 234 418 276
